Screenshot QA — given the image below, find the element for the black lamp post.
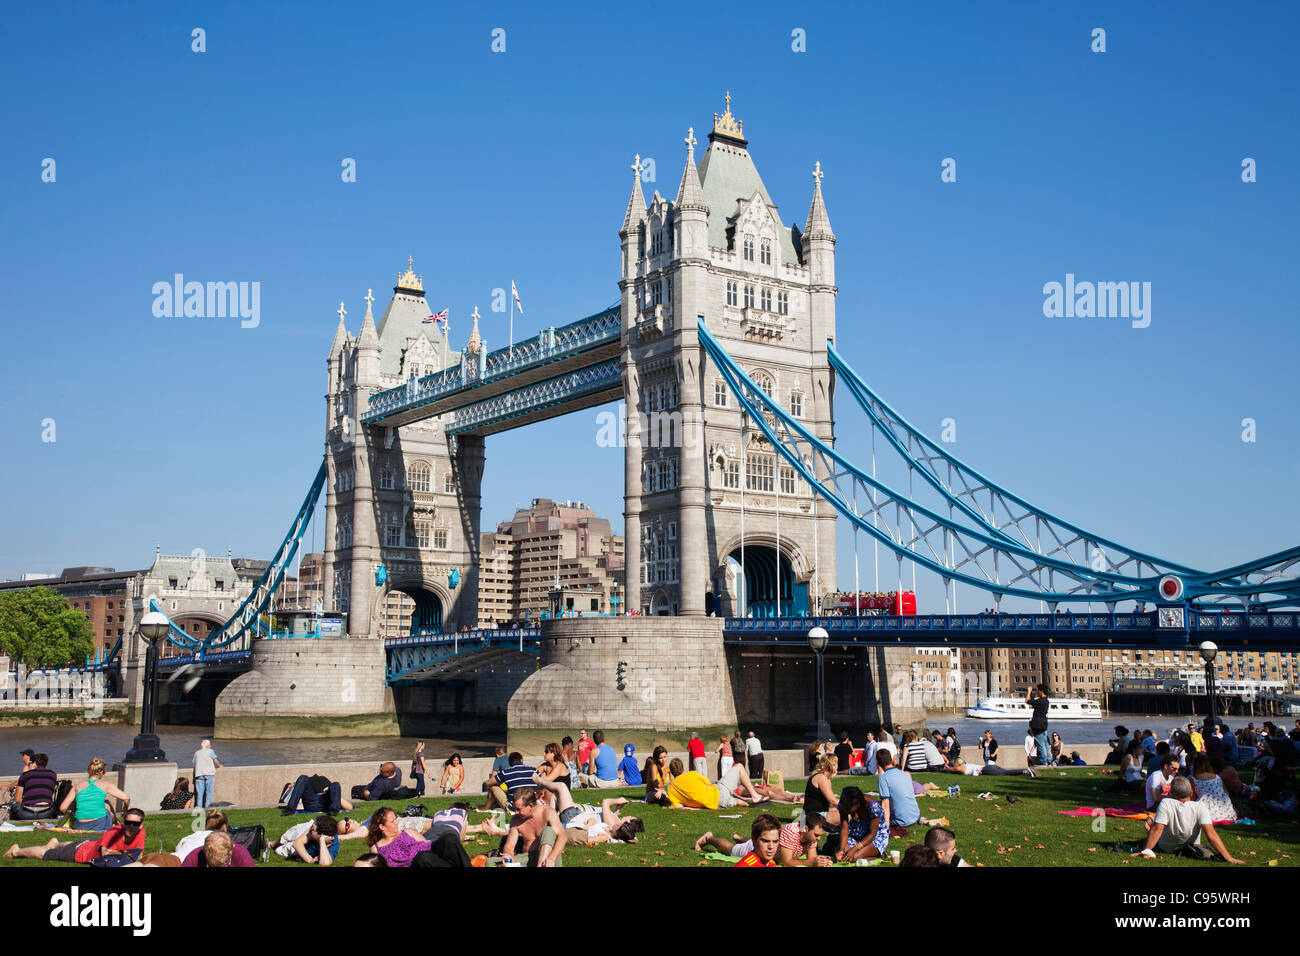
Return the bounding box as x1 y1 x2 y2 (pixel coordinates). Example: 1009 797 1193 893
808 626 832 741
123 611 168 763
1198 640 1219 733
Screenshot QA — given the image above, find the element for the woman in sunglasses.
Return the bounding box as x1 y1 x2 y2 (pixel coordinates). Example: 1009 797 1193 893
4 807 147 863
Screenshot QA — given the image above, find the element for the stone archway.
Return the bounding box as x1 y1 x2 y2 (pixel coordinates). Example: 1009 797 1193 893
372 578 450 638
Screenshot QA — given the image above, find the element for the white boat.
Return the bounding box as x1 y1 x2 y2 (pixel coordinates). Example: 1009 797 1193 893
965 696 1102 720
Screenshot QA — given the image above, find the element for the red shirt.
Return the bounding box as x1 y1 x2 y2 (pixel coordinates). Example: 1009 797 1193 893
74 824 146 864
578 739 595 765
688 738 706 759
734 851 776 867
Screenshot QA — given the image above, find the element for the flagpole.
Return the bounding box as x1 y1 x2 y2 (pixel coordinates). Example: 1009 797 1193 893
509 281 514 357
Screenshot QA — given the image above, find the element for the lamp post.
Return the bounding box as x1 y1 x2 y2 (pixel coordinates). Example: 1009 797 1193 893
807 626 832 741
1199 640 1219 733
123 611 169 763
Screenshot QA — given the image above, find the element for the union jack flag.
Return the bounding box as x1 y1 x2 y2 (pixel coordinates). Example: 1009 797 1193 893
423 308 448 324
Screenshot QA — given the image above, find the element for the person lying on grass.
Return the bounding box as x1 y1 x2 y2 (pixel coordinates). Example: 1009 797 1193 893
945 757 1035 777
749 779 804 803
4 806 146 863
336 803 507 844
663 758 766 810
288 814 340 865
696 812 831 867
1133 776 1244 864
733 813 784 867
532 776 644 844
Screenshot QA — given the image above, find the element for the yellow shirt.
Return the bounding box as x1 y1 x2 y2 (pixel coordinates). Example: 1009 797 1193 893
666 771 720 810
1190 731 1204 751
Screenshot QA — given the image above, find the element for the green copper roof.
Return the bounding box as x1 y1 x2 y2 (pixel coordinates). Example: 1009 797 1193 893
696 141 800 264
376 289 459 378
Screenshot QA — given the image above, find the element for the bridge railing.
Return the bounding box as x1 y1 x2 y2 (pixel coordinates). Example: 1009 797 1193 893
723 610 1299 637
384 628 541 650
363 306 620 423
157 649 253 669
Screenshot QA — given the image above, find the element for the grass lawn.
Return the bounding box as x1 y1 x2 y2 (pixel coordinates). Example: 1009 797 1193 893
3 768 1296 867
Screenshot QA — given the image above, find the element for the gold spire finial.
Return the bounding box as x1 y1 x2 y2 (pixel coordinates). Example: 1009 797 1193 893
712 91 745 141
467 306 482 353
397 255 424 292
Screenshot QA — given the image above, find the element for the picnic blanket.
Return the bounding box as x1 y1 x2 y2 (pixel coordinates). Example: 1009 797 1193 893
0 822 36 832
1057 806 1241 826
34 823 101 833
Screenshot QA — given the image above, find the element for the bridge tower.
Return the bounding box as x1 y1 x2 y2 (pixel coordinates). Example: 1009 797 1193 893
620 95 838 618
323 262 482 639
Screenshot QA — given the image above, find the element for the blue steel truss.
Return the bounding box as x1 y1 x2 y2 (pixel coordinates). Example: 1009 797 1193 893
445 358 621 436
363 305 620 425
385 629 541 681
698 323 1300 608
724 610 1300 650
156 462 327 651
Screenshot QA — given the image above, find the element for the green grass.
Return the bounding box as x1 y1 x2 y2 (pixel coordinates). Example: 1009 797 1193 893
3 768 1296 867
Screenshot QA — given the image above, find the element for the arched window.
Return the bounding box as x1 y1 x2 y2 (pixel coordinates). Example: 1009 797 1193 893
760 238 772 265
743 235 754 261
409 461 431 493
751 370 774 395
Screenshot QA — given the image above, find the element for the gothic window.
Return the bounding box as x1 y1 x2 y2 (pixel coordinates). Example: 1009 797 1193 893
652 281 662 306
746 452 774 492
667 457 679 488
777 291 789 315
726 281 738 307
760 238 772 265
637 223 646 259
714 381 728 406
666 274 673 301
651 229 663 257
434 529 448 549
414 518 431 549
444 473 456 494
380 468 394 490
724 460 740 488
760 287 772 311
667 381 679 407
743 235 754 261
744 284 754 309
669 521 677 540
789 391 803 417
385 524 402 548
751 370 774 395
409 461 431 493
780 465 796 495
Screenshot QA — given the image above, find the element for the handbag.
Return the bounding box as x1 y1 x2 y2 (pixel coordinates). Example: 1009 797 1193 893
229 824 266 859
90 848 141 867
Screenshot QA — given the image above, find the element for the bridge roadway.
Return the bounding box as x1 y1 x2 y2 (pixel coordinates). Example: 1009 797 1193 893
149 609 1300 683
361 305 621 432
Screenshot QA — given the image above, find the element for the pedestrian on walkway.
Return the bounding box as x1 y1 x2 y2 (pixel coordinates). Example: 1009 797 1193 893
192 740 222 809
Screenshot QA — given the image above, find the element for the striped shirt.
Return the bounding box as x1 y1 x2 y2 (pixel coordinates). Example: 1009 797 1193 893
498 764 537 796
778 822 805 854
903 741 931 772
16 767 57 804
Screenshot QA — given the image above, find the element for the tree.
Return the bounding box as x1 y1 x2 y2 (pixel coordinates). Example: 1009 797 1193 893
0 588 95 666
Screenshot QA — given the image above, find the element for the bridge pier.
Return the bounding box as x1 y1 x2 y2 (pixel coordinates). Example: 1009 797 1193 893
213 637 396 739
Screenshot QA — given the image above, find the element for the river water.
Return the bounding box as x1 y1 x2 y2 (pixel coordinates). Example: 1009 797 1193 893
0 725 498 772
0 712 1188 772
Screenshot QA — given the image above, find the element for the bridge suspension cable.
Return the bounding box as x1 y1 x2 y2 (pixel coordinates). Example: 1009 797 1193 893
698 324 1300 608
153 462 328 651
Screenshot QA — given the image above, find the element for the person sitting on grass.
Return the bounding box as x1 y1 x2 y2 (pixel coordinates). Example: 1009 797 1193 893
1190 753 1237 823
482 752 536 812
1146 740 1171 775
1134 776 1244 863
617 745 642 788
641 745 672 802
579 730 620 789
59 757 131 831
359 762 410 802
1066 751 1087 766
160 776 194 811
353 852 387 867
182 830 255 868
803 754 840 824
287 814 340 865
831 787 889 864
925 825 972 867
366 807 433 867
178 808 273 860
696 812 828 866
1108 740 1146 794
733 813 783 867
5 751 58 821
501 787 567 867
876 750 920 829
4 806 146 863
1145 753 1179 811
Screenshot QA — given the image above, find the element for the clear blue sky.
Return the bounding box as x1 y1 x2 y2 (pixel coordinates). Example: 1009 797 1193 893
1 2 1296 611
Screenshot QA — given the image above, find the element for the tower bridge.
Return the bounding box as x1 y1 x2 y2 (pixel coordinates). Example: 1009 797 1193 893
120 95 1298 737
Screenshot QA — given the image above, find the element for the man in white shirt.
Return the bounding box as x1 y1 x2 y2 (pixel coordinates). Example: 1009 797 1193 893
745 731 764 782
1145 754 1179 810
863 732 879 775
1135 777 1243 863
192 739 222 809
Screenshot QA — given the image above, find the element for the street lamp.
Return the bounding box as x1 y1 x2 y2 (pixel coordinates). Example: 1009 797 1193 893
123 611 169 763
807 626 832 741
1199 640 1219 733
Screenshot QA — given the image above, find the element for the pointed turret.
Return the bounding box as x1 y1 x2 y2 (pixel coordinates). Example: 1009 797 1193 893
621 154 648 235
466 307 482 354
674 128 707 212
329 301 349 358
358 288 379 350
803 161 835 241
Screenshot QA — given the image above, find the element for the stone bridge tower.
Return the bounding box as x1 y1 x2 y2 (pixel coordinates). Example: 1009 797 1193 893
620 95 838 618
323 261 483 639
